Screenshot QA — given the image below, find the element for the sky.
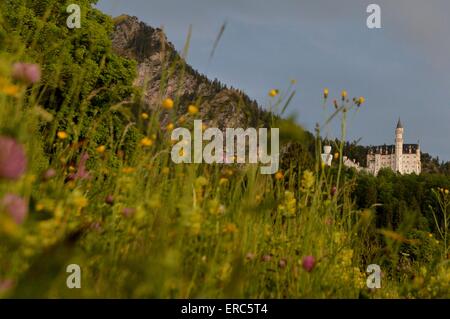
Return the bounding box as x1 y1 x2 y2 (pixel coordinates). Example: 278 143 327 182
97 0 450 161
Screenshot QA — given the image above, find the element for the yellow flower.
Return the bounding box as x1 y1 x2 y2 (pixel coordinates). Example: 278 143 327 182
57 131 68 140
334 152 339 160
341 90 347 100
166 123 175 132
323 88 329 99
141 112 149 120
2 84 20 97
358 96 365 105
188 104 199 115
162 167 170 175
223 223 238 234
162 98 174 110
122 167 136 174
269 89 279 97
140 137 153 147
275 171 284 180
301 170 315 190
445 189 449 195
219 177 229 186
96 145 106 154
178 115 186 124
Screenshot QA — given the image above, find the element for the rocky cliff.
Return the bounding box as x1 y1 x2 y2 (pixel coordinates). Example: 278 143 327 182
111 15 270 129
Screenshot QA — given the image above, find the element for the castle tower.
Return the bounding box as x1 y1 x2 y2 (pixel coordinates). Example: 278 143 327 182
395 118 404 173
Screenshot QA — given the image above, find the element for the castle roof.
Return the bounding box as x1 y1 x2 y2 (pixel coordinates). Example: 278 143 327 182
396 118 403 129
368 144 419 155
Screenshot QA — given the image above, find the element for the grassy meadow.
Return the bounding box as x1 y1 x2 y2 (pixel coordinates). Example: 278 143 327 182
0 0 448 298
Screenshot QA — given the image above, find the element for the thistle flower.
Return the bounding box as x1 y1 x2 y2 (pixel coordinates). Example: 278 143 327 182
0 136 27 180
1 193 28 224
162 98 174 110
42 168 56 181
269 89 279 98
302 255 316 272
188 105 199 115
105 195 114 205
67 152 90 180
122 207 136 218
12 62 41 85
261 255 272 262
278 258 287 269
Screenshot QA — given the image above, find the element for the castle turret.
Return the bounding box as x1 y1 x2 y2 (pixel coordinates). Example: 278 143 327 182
395 118 403 173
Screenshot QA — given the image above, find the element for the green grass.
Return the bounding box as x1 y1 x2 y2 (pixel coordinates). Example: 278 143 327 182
0 0 448 299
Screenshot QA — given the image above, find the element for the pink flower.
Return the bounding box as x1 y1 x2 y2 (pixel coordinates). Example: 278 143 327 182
1 193 28 224
42 168 56 181
0 136 27 180
0 279 14 293
122 207 136 218
12 62 41 84
302 256 316 272
278 258 287 269
105 195 114 205
67 152 91 181
261 254 272 262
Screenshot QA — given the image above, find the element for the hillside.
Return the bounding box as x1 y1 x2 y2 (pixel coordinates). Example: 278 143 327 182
111 15 271 130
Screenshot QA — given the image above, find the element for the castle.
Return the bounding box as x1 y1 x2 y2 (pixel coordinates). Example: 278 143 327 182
323 119 422 175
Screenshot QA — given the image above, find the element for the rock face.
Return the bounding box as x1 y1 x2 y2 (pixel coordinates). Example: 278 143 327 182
111 15 270 129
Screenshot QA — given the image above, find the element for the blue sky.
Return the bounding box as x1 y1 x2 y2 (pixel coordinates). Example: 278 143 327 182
97 0 450 161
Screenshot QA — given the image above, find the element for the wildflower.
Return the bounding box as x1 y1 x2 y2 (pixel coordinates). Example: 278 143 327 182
291 79 297 85
122 207 136 218
357 96 365 106
42 168 56 181
12 62 41 84
302 255 316 272
162 98 174 110
245 252 256 261
334 152 339 160
323 88 329 99
140 137 153 147
57 131 68 140
269 89 279 97
162 167 170 175
122 167 136 174
301 170 315 190
96 145 106 154
68 152 90 180
0 279 14 293
1 194 28 224
275 171 284 180
279 258 287 269
445 189 449 195
188 104 199 115
223 223 238 234
141 112 149 120
331 186 337 197
341 90 347 100
219 177 229 186
2 85 20 97
0 136 27 180
261 255 272 262
333 99 338 109
105 195 114 205
166 123 175 132
177 115 186 124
